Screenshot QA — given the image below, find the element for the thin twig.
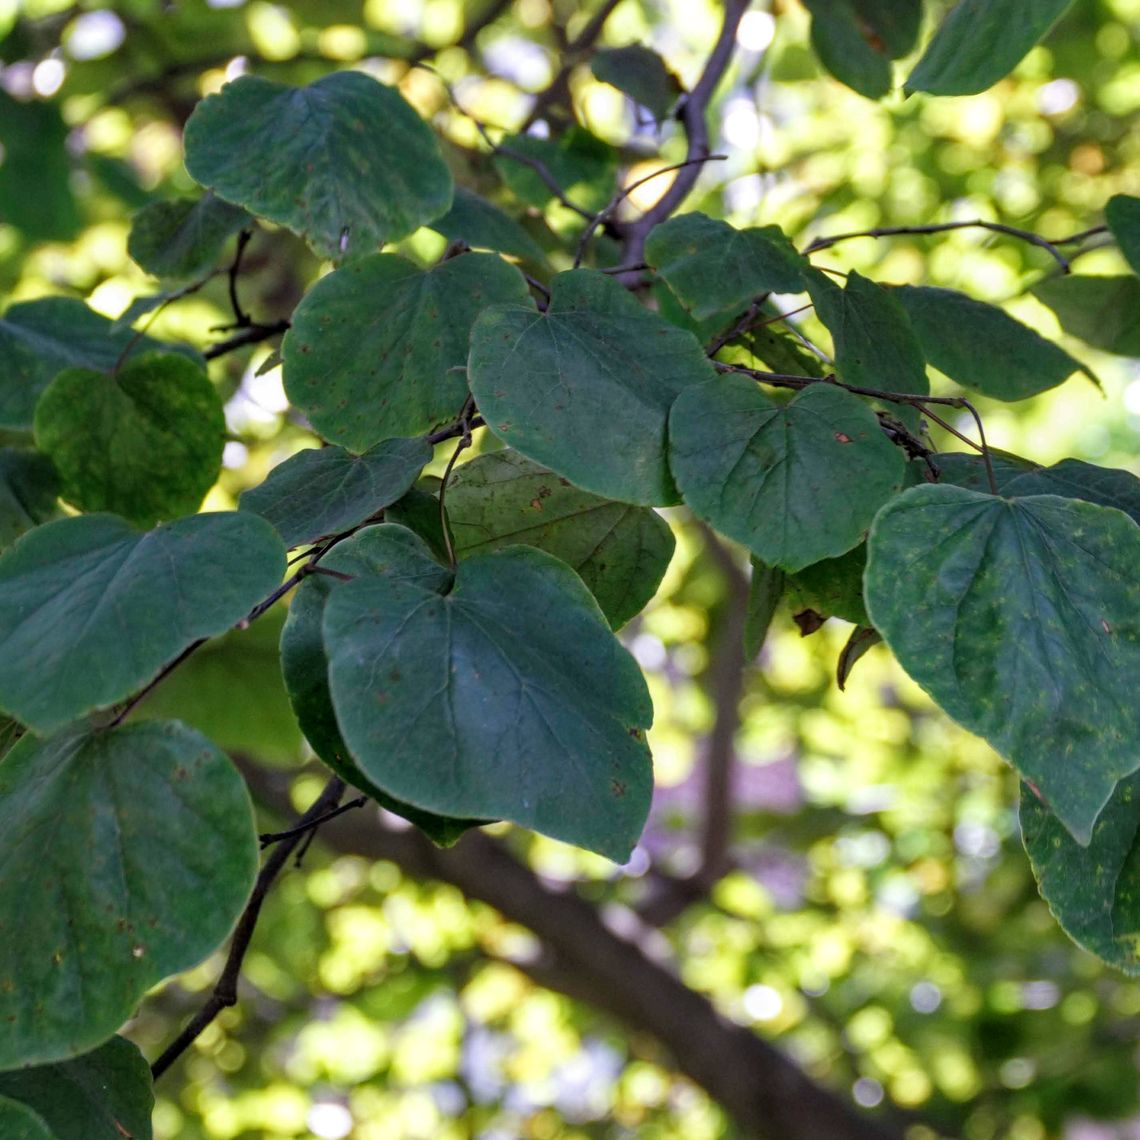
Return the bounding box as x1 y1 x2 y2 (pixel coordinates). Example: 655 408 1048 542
802 219 1094 273
259 795 367 847
203 319 291 361
150 776 347 1081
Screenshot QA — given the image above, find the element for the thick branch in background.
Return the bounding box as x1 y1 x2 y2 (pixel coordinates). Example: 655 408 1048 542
243 764 923 1140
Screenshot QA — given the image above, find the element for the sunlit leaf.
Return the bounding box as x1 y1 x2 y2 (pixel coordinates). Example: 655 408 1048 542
183 72 453 261
494 127 617 214
240 436 431 548
591 45 683 119
0 721 257 1069
283 252 530 450
324 545 654 860
0 511 285 732
865 484 1140 842
34 353 224 527
469 269 715 505
670 376 906 571
446 450 675 628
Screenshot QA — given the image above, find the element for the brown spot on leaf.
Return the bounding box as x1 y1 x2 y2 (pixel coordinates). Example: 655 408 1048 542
610 778 627 797
834 432 852 443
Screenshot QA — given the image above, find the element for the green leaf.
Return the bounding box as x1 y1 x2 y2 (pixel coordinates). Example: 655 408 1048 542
240 437 431 548
0 721 258 1069
850 0 923 56
127 193 250 281
0 298 203 432
323 545 654 860
865 484 1140 843
591 45 683 120
280 525 480 845
33 353 225 528
895 284 1093 400
385 486 451 562
935 455 1140 529
785 543 869 625
837 625 882 690
0 449 59 553
807 270 929 396
1106 194 1140 275
132 612 303 767
803 0 891 99
429 187 549 264
1021 774 1140 974
645 213 808 323
283 252 531 450
744 558 785 659
0 511 285 733
904 0 1076 96
669 377 907 571
446 450 675 629
1032 274 1140 357
0 90 79 243
183 72 453 261
469 269 715 506
0 1036 154 1140
0 1096 51 1140
494 127 617 214
745 325 828 378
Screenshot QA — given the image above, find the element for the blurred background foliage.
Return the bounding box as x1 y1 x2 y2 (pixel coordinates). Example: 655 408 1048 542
2 0 1140 1137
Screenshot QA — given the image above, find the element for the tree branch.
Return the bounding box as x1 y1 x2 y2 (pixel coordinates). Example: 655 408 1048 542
149 776 347 1080
240 763 923 1140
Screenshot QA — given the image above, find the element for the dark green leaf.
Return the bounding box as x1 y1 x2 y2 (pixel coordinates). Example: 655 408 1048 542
183 72 453 261
904 0 1076 96
494 127 617 214
865 484 1140 843
850 0 923 56
1106 194 1140 275
429 187 549 264
280 525 479 845
669 377 907 571
446 450 675 629
0 449 59 552
0 511 285 733
804 0 891 99
837 626 882 690
645 213 808 322
385 486 451 562
785 543 869 625
240 437 431 548
0 721 258 1069
34 353 224 528
745 325 828 378
469 269 715 506
591 45 683 120
324 545 654 860
0 91 79 243
0 1097 51 1140
807 270 929 396
1031 275 1140 356
132 612 303 767
1021 773 1140 974
0 298 203 431
283 252 531 450
0 1036 153 1139
895 284 1093 400
930 449 1038 492
127 193 249 281
744 558 785 659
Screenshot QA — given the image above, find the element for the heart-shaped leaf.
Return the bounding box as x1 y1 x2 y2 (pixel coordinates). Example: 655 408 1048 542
645 213 808 323
469 269 715 506
127 193 249 281
240 436 431 548
0 721 258 1069
0 298 202 431
280 525 479 845
446 450 675 629
0 511 285 732
670 376 906 570
865 484 1140 842
0 1036 153 1139
284 252 531 450
904 0 1075 96
0 449 59 553
183 72 453 261
34 353 225 527
323 545 654 860
895 285 1093 400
